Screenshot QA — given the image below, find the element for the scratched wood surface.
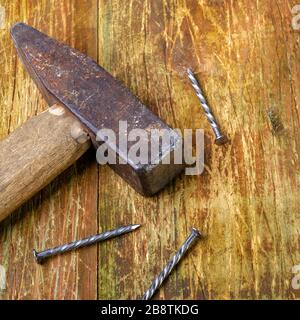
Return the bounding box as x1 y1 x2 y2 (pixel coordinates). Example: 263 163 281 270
0 0 299 300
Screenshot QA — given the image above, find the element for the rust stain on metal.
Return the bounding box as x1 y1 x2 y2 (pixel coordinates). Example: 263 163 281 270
10 23 184 196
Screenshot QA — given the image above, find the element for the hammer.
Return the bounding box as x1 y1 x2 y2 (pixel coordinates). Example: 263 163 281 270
0 23 184 222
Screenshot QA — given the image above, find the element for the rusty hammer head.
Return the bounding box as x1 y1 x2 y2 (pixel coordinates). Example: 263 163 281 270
11 23 184 196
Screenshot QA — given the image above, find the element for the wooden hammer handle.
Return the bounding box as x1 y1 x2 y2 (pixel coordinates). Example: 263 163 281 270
0 104 91 222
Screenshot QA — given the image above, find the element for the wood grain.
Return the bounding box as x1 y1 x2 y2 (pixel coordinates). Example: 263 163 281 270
0 0 300 300
0 0 98 300
97 0 300 300
0 105 91 222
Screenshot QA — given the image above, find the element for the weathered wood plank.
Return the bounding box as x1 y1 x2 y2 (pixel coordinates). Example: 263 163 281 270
0 0 98 300
97 0 300 299
0 0 299 300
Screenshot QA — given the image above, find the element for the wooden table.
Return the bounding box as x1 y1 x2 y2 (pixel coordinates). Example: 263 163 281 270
0 0 299 300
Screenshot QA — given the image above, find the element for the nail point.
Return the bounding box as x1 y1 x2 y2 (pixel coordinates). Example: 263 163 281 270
132 224 141 230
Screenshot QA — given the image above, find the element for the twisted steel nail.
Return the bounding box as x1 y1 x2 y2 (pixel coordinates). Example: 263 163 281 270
187 68 227 145
33 224 141 264
142 228 201 300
